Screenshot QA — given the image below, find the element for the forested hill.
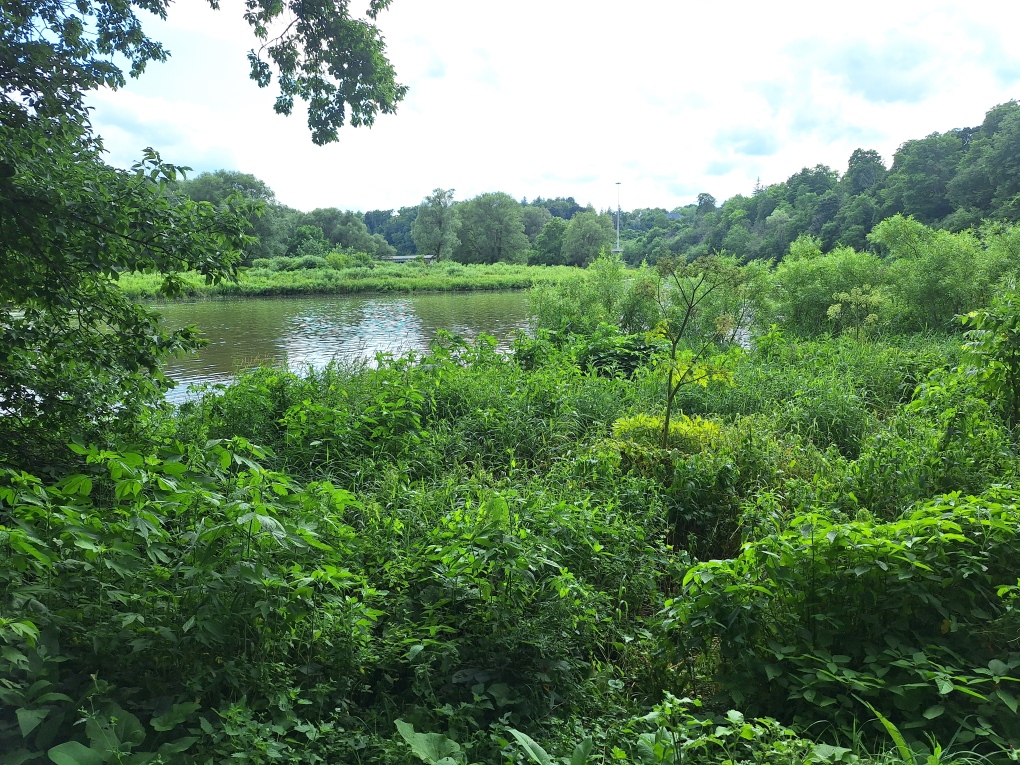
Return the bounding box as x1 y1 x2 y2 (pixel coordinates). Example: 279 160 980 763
619 99 1020 263
179 99 1020 267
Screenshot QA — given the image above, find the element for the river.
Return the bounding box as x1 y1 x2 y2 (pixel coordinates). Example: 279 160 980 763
156 291 531 401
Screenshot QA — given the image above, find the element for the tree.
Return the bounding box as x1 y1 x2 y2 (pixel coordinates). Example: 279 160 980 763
883 132 963 223
453 193 529 264
286 224 331 257
531 196 585 220
521 205 553 244
411 188 462 260
179 170 277 205
368 206 418 254
0 132 252 467
302 208 395 257
648 255 741 448
843 149 887 196
696 193 718 214
3 0 405 143
962 287 1020 429
561 211 614 266
178 170 299 262
531 217 568 265
1 0 408 468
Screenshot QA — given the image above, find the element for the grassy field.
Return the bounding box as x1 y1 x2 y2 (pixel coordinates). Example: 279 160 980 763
118 260 580 300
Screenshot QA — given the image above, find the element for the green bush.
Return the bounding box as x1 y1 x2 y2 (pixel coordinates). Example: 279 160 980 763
612 413 721 454
663 487 1020 749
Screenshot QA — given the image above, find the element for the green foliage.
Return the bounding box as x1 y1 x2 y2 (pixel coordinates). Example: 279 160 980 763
612 414 721 454
3 0 404 144
532 217 570 266
663 488 1020 748
869 216 1008 332
768 237 886 336
454 193 530 265
827 285 887 339
647 254 743 449
118 262 576 299
615 695 821 765
0 120 253 469
413 188 463 261
561 213 615 267
961 288 1020 428
531 253 659 335
0 438 375 762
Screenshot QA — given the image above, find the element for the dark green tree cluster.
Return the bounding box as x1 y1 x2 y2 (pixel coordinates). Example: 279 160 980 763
364 205 419 254
176 180 610 266
616 101 1020 264
177 170 396 263
406 190 612 266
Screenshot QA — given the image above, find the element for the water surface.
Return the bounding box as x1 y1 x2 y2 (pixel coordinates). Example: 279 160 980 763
157 291 530 401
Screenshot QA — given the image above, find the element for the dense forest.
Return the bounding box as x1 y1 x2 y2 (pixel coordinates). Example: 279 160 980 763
5 0 1020 762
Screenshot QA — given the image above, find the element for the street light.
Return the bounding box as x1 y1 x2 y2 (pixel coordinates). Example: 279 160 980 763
613 182 622 254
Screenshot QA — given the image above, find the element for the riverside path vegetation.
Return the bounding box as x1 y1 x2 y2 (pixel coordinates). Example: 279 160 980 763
117 260 579 300
7 0 1020 758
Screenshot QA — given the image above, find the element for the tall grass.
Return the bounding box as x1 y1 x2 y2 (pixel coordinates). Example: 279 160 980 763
117 261 577 300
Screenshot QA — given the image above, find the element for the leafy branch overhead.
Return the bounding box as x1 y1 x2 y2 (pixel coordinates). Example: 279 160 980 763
2 0 406 142
245 0 408 143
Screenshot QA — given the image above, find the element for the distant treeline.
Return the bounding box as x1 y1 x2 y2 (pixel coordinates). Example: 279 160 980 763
618 100 1020 263
177 171 612 267
177 100 1020 268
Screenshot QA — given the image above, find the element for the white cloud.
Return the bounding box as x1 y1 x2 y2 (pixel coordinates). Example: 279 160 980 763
87 0 1020 214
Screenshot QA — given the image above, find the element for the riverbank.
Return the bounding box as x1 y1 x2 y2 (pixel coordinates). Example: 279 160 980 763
118 261 579 300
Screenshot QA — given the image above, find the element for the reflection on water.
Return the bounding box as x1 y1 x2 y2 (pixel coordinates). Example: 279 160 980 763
156 291 531 401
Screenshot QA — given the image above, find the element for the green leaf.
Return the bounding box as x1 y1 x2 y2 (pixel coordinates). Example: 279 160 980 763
151 702 201 732
17 707 49 736
996 689 1019 713
570 738 594 765
156 737 198 755
922 705 944 719
61 475 93 496
509 728 554 765
395 720 461 765
989 658 1010 676
857 699 913 765
48 742 105 765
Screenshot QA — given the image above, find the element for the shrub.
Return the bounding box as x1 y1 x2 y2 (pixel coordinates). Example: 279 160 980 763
662 487 1020 749
612 413 721 454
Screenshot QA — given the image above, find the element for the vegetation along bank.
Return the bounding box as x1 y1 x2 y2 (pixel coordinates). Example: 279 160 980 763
7 216 1020 761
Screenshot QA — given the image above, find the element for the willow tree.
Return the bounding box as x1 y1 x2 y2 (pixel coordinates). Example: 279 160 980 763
412 188 462 260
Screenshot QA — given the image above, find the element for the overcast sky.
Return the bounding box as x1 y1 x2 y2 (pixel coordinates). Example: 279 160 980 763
87 0 1020 214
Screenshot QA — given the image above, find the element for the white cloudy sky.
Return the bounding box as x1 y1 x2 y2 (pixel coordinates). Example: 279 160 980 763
87 0 1020 214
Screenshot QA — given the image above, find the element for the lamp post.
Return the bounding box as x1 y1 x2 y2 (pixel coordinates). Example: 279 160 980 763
613 182 622 254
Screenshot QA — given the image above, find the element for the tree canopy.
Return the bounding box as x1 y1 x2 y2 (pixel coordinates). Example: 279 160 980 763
412 188 461 260
453 192 529 265
2 0 405 141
